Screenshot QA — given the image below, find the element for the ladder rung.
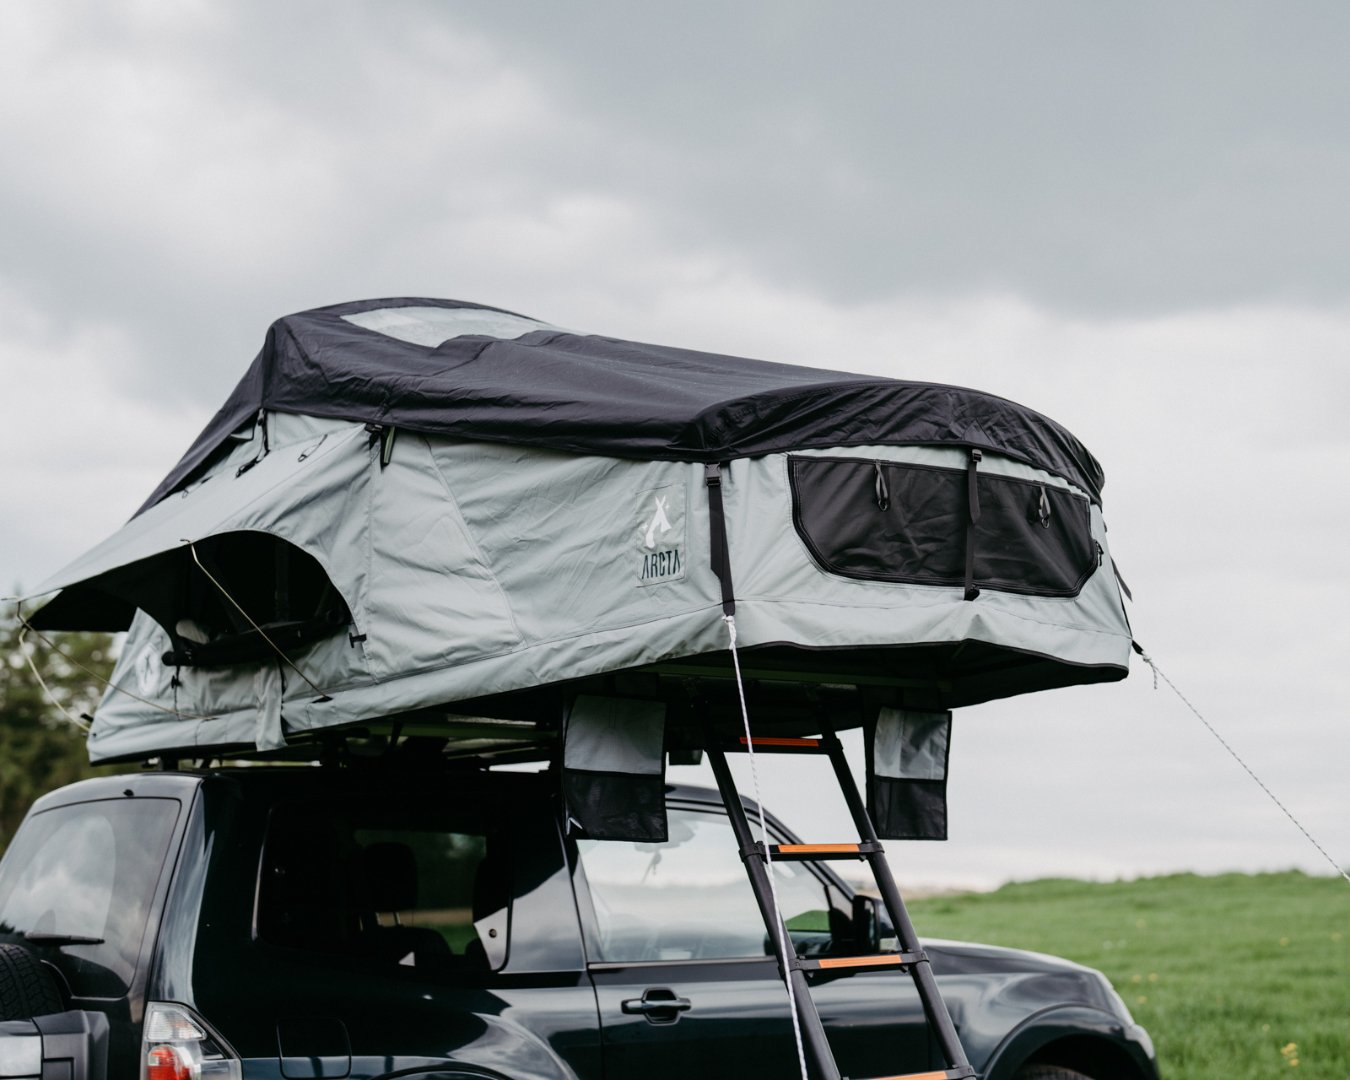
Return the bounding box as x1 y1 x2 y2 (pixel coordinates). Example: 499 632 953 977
732 736 827 753
799 951 924 971
768 841 882 861
851 1071 975 1080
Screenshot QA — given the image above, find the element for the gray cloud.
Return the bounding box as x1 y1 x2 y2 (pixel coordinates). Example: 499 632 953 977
8 1 1350 416
451 1 1350 313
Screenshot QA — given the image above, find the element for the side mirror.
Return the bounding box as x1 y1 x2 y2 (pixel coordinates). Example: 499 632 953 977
850 895 895 952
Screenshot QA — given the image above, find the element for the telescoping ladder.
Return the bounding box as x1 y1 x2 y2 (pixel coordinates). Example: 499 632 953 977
706 729 976 1080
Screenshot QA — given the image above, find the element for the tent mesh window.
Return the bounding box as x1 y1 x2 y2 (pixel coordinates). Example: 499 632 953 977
789 456 1099 597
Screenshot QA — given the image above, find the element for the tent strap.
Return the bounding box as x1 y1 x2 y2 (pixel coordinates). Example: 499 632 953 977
963 448 982 602
704 463 736 616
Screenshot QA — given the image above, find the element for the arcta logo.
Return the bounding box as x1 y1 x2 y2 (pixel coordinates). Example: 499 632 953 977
643 495 672 549
635 482 686 586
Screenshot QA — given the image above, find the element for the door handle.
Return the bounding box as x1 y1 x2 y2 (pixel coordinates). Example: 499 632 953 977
621 989 692 1023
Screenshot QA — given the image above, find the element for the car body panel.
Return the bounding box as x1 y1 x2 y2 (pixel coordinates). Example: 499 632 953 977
0 767 1158 1080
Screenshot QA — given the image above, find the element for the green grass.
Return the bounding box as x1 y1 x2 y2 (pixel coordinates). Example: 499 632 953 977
907 872 1348 1079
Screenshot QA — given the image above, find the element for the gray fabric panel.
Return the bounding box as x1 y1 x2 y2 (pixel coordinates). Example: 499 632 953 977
564 696 666 775
78 439 1132 761
254 662 286 751
361 434 520 681
873 708 951 782
28 426 366 599
429 443 706 645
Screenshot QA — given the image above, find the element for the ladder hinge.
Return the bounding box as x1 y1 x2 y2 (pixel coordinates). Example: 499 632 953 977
738 841 767 863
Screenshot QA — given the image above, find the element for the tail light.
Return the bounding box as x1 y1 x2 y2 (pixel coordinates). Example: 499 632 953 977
142 1003 241 1080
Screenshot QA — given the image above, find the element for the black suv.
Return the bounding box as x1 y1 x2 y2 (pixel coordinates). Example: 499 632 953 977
0 763 1156 1079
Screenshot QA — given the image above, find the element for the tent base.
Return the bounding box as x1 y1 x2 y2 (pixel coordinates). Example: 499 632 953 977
92 641 1127 766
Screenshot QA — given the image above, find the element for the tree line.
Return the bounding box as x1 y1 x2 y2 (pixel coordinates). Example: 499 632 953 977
0 606 132 850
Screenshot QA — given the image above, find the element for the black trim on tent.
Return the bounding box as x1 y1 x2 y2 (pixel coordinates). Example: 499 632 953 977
136 298 1107 515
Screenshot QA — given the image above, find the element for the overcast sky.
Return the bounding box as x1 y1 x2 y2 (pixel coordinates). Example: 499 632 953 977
2 2 1347 887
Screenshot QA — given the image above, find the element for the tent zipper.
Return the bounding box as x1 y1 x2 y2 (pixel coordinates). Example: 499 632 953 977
365 424 398 469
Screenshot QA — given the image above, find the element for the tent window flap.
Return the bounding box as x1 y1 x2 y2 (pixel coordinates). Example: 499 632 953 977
562 696 668 842
866 707 952 841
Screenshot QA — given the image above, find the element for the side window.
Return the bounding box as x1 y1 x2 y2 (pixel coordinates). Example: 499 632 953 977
256 802 510 973
0 798 180 997
578 807 849 962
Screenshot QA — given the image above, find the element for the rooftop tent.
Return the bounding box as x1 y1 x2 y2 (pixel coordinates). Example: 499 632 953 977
25 298 1132 763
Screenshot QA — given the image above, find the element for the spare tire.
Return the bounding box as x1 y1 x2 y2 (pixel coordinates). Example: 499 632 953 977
0 944 64 1020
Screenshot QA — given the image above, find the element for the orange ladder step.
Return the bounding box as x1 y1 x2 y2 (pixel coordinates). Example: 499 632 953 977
730 735 828 753
849 1070 976 1080
768 841 883 861
798 951 925 972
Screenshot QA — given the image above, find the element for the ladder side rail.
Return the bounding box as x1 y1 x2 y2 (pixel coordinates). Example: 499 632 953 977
820 731 974 1076
705 745 841 1080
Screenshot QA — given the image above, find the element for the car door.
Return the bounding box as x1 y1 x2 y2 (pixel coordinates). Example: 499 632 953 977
577 802 938 1080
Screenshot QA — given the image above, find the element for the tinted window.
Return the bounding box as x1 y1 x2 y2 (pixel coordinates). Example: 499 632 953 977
578 807 848 962
257 800 510 973
0 798 180 997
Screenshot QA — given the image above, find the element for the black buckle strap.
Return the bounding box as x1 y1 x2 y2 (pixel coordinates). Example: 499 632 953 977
963 449 982 601
704 463 736 616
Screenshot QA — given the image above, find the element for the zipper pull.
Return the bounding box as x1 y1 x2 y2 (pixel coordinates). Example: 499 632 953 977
236 408 271 476
1036 485 1051 529
874 461 890 510
365 423 397 468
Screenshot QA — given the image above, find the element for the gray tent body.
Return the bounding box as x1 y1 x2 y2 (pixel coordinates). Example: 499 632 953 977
25 301 1132 763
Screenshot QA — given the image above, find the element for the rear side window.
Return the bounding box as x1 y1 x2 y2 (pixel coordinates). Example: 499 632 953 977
0 798 180 997
256 800 510 973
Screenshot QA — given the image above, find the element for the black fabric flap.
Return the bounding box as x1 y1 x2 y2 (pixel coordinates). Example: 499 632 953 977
866 708 953 842
562 696 668 842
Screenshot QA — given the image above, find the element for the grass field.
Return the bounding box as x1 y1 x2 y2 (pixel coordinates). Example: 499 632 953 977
906 872 1348 1079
